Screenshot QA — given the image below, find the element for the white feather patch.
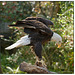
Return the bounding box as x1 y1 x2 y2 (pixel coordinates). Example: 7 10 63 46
5 35 31 50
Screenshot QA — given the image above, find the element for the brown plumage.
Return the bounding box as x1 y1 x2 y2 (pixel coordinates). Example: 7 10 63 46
9 20 53 36
7 17 54 67
25 17 54 26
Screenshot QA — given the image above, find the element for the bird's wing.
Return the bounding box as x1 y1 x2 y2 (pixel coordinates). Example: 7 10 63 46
9 20 53 36
25 17 54 26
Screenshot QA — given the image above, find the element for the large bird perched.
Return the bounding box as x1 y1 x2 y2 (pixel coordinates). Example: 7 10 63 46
5 17 62 67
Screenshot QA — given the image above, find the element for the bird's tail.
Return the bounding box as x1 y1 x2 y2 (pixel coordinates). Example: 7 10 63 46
5 42 22 50
5 35 31 50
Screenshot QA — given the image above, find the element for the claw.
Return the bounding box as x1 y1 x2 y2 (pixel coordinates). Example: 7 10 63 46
35 59 47 68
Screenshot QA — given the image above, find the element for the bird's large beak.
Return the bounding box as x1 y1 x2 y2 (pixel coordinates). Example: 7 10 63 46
57 44 61 48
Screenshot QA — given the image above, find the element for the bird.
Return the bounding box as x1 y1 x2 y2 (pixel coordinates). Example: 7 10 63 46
5 17 62 67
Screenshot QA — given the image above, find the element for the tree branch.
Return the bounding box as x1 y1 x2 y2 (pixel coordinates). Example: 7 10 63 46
19 61 57 74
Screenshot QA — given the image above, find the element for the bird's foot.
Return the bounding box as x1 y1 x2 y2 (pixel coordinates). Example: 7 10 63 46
35 59 47 68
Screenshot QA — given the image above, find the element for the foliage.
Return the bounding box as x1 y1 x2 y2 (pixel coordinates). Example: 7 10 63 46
43 2 74 73
0 2 32 22
0 1 74 74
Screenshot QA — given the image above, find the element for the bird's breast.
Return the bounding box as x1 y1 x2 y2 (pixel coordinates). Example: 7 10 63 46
29 33 51 45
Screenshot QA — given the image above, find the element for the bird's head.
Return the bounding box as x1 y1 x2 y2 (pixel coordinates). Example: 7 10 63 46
51 32 62 48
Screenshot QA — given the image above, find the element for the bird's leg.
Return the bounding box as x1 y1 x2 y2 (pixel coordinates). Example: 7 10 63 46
30 44 47 68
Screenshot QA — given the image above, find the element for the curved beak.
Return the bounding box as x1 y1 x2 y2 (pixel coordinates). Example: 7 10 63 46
57 44 61 48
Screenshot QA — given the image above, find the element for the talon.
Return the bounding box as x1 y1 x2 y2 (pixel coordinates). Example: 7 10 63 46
35 59 47 68
41 60 47 67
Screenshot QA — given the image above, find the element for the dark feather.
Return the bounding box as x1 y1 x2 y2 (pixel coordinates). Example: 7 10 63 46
9 20 53 36
25 17 54 26
33 42 42 60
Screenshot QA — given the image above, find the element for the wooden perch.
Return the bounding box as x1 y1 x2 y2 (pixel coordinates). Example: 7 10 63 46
19 61 57 74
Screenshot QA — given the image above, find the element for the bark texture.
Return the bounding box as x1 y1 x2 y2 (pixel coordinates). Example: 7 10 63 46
19 61 57 74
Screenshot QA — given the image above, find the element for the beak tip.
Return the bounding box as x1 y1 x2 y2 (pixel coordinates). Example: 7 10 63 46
57 44 61 48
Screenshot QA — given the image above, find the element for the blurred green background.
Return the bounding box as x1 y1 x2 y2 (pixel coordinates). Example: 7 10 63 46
0 1 74 74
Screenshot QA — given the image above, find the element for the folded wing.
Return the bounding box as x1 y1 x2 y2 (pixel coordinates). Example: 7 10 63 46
25 17 54 26
9 20 53 36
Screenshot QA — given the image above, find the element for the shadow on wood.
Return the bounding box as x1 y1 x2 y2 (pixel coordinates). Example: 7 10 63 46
19 61 57 74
